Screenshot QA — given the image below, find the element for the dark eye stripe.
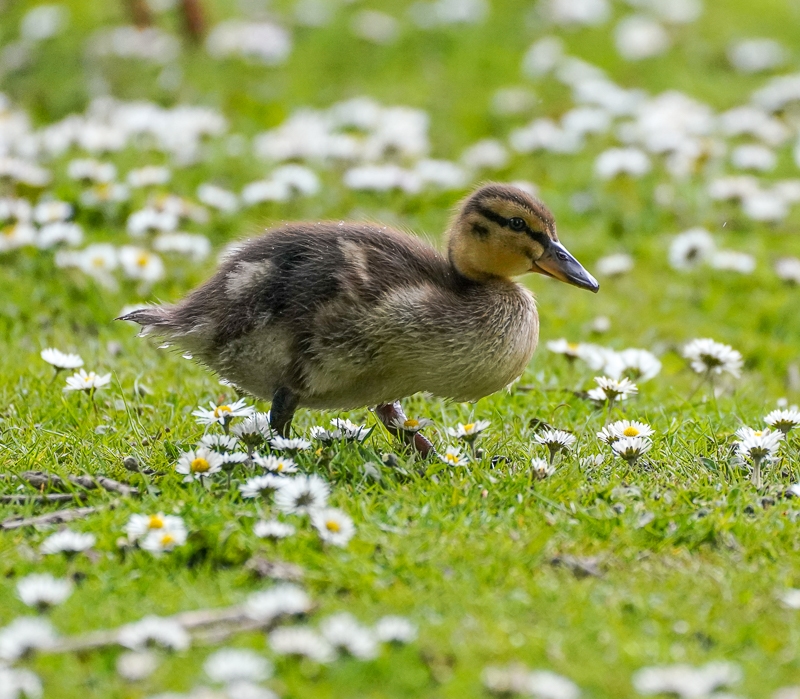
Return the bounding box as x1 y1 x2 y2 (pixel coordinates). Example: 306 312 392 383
476 206 550 247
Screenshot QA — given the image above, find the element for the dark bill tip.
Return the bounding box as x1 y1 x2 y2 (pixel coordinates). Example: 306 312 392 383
532 241 600 293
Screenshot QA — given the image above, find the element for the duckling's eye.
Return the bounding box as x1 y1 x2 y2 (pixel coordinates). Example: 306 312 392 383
508 217 526 231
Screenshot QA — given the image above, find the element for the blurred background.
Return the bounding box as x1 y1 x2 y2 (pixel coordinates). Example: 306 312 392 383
1 0 799 395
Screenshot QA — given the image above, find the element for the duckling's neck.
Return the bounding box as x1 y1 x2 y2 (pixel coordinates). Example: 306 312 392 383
446 232 518 284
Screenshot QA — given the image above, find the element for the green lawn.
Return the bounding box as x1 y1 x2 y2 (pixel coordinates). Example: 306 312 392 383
2 0 800 697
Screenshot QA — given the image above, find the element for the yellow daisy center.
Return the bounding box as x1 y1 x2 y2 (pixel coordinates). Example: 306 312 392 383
404 418 419 429
91 256 105 268
445 453 458 464
325 520 341 533
148 514 164 529
2 226 13 238
136 253 149 267
463 423 475 432
623 426 640 437
160 533 175 546
754 430 763 437
213 405 232 418
568 342 579 351
191 457 210 473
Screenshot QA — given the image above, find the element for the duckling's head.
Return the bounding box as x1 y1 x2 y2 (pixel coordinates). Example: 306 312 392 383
447 183 599 292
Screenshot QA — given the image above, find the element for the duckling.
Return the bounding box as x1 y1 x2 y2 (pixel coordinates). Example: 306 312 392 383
119 183 598 451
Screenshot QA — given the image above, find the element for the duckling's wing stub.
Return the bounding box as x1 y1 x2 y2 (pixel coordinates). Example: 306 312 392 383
116 306 176 336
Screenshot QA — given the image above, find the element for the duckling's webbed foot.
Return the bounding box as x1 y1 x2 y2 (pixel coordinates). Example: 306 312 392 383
375 402 435 458
271 387 299 437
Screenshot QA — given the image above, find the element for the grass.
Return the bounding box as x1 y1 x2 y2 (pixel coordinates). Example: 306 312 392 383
2 0 800 696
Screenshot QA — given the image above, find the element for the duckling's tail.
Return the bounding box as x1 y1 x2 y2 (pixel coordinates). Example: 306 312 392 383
116 305 174 337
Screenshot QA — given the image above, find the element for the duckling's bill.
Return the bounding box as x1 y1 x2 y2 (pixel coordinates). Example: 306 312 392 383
531 240 600 293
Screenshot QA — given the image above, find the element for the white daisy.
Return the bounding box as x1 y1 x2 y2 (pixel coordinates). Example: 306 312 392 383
239 474 285 499
140 524 188 554
29 200 69 228
199 434 240 452
607 420 654 440
597 425 620 445
534 429 576 456
17 574 73 610
593 376 638 401
274 475 330 514
611 436 652 465
532 457 555 480
232 412 273 446
775 257 800 285
618 348 662 382
175 446 224 482
669 228 715 271
118 246 165 284
374 616 417 644
310 425 343 443
116 650 159 681
447 420 491 442
0 665 43 697
40 348 83 371
192 398 254 428
63 369 111 392
632 662 741 698
254 519 296 539
226 680 279 699
482 663 534 695
0 617 57 661
245 584 312 622
220 451 250 467
40 529 96 555
330 418 370 441
254 454 298 474
37 221 83 249
440 446 468 467
127 165 171 188
389 417 433 433
595 147 651 178
268 627 336 663
735 427 783 487
125 513 185 542
311 508 356 547
546 338 582 359
764 408 800 435
204 648 272 684
683 338 743 378
527 670 581 699
596 253 634 277
320 613 378 660
118 616 190 651
587 386 609 403
269 436 313 452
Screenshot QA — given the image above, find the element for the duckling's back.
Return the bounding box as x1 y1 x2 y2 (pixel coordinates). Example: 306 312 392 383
127 222 539 409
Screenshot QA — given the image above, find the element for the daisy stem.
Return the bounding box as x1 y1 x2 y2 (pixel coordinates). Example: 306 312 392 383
751 455 763 489
603 397 616 425
685 381 702 403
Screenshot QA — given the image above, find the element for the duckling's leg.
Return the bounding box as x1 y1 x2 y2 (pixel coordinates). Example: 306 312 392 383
375 402 435 458
270 387 299 437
